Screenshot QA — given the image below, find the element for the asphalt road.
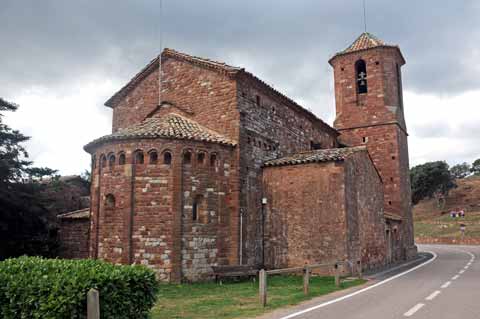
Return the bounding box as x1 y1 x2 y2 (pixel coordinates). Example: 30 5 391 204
261 244 479 319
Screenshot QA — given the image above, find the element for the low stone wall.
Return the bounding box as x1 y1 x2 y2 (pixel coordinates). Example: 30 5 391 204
415 236 480 246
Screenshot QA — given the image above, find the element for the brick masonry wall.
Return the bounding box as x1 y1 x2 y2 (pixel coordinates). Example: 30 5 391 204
262 162 348 269
112 57 240 141
236 76 339 266
345 151 387 269
331 46 415 260
58 218 90 259
89 137 234 282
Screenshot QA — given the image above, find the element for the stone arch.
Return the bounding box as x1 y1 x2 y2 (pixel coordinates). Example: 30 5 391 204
118 152 126 165
99 154 107 169
108 153 115 169
196 150 207 166
148 149 158 164
162 149 172 165
133 150 145 164
182 149 193 165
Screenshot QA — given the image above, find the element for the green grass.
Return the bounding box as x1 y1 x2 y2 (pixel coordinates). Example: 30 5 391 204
150 275 365 319
415 211 480 238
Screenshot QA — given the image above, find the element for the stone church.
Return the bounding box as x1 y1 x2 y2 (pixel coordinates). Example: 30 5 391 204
80 32 416 282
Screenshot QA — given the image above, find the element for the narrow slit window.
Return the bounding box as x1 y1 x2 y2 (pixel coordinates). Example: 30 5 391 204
134 151 144 164
183 152 192 165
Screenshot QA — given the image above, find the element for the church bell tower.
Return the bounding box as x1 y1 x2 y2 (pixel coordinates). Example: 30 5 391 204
329 33 417 260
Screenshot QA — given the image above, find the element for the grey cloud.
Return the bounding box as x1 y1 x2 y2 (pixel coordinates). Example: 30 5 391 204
1 0 480 105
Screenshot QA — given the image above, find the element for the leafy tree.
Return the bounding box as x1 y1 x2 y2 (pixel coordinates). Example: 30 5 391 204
450 162 471 179
472 158 480 176
410 161 456 206
0 98 58 259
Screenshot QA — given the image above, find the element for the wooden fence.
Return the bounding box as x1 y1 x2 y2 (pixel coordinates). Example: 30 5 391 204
259 260 362 307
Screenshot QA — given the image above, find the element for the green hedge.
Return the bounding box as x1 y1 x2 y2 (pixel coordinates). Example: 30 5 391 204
0 256 159 319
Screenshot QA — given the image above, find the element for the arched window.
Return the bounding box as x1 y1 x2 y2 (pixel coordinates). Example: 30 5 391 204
183 151 192 165
100 155 107 168
197 152 205 165
355 59 368 94
163 151 172 165
210 154 217 167
134 151 144 164
149 150 158 164
118 153 126 165
105 194 115 209
108 154 115 169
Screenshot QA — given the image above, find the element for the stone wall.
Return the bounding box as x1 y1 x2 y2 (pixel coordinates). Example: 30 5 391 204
236 75 339 266
331 45 415 261
345 151 387 269
263 162 348 269
58 214 90 259
89 137 234 282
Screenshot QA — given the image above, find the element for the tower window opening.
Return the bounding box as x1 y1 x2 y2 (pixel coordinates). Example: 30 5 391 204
362 137 368 143
355 59 368 94
256 95 261 106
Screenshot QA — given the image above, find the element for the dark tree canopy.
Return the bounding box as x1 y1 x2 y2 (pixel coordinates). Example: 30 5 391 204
472 158 480 176
410 161 456 205
450 162 471 179
0 98 59 259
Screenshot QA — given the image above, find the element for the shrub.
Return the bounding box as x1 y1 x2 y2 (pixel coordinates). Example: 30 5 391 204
0 256 159 319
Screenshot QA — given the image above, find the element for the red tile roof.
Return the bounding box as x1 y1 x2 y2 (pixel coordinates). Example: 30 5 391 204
263 146 367 167
84 112 236 152
329 32 404 64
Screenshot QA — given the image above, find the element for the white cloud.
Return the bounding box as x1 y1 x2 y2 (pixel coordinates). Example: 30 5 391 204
405 90 480 167
3 80 115 175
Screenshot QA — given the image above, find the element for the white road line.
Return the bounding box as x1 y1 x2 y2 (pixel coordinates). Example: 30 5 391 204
425 290 441 301
464 265 469 269
441 281 451 289
404 303 425 317
459 269 465 274
278 252 437 319
452 275 460 280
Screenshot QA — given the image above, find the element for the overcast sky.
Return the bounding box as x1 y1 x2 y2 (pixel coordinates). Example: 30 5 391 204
2 0 480 175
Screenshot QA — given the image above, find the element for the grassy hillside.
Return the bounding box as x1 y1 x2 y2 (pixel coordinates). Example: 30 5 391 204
413 176 480 239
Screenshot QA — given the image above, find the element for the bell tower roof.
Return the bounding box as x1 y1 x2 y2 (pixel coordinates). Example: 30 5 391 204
329 32 404 65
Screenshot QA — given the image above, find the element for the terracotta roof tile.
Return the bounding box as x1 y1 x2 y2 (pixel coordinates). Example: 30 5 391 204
84 113 236 152
329 33 402 63
57 208 90 220
263 146 367 167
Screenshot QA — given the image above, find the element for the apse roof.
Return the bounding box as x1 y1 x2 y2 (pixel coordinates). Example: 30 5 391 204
84 112 236 152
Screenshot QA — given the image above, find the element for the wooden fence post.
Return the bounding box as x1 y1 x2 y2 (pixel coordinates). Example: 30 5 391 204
334 263 340 288
87 288 100 319
357 260 363 279
303 266 310 295
259 269 267 307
